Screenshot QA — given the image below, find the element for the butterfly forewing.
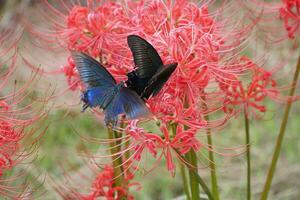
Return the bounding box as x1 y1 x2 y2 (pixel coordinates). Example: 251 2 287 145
72 52 117 110
127 35 163 78
73 51 151 127
127 35 178 99
72 52 116 89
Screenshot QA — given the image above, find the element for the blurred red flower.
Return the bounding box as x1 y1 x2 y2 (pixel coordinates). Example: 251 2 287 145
279 0 300 38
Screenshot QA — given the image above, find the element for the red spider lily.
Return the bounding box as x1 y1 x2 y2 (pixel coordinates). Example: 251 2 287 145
75 120 206 176
0 121 20 176
0 22 48 198
61 56 82 91
279 0 300 38
82 165 136 200
125 121 160 162
242 0 300 41
54 163 138 200
220 57 298 118
122 122 202 175
26 0 266 179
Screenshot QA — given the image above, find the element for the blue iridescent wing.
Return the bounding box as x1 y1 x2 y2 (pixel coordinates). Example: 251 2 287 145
119 87 150 119
83 88 114 109
72 52 116 110
72 52 116 89
104 85 150 126
127 35 163 78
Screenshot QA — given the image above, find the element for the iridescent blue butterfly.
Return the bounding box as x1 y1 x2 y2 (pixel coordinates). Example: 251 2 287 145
72 52 150 126
126 35 178 99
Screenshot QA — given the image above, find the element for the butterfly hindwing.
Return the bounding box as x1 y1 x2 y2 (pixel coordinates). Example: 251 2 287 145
119 87 150 119
105 86 150 125
127 35 163 78
142 63 178 99
83 87 115 109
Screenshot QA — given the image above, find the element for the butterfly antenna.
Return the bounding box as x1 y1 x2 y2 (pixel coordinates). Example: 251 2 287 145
81 103 89 112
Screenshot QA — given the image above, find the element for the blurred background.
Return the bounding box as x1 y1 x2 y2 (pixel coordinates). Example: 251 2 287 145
1 0 300 199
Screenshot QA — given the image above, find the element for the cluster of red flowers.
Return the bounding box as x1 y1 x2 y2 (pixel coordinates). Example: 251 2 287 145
279 0 300 38
220 58 294 117
0 23 47 198
25 0 299 198
0 120 18 177
55 164 138 200
243 0 300 40
33 0 260 166
0 27 23 197
125 121 201 175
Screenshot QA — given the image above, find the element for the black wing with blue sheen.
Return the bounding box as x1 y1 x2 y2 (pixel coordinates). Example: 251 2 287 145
104 86 150 125
72 52 116 89
127 35 163 78
141 63 178 99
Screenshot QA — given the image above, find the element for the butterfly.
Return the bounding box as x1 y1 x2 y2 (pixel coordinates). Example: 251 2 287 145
126 35 178 99
72 52 150 126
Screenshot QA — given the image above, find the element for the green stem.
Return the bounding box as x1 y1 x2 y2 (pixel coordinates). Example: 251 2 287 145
107 128 124 188
180 163 191 200
244 113 251 200
181 151 214 200
260 53 300 200
172 123 191 200
193 170 214 200
206 116 220 200
186 150 200 200
124 138 131 161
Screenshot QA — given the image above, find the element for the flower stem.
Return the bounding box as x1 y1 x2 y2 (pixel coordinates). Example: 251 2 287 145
193 170 214 200
244 112 251 200
205 116 220 200
186 150 200 200
260 53 300 200
179 151 214 200
172 123 191 200
107 127 124 188
124 138 131 161
180 163 191 200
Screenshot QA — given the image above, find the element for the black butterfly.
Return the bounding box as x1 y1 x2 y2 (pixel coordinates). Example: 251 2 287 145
72 52 150 126
126 35 177 99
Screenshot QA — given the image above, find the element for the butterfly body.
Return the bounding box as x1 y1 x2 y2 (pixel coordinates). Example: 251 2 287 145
126 35 177 99
126 71 150 96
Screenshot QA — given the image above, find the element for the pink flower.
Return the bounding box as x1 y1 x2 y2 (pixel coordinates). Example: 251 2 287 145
220 57 298 118
243 0 300 40
123 122 202 175
55 164 138 200
126 123 159 161
279 0 300 38
0 22 47 198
